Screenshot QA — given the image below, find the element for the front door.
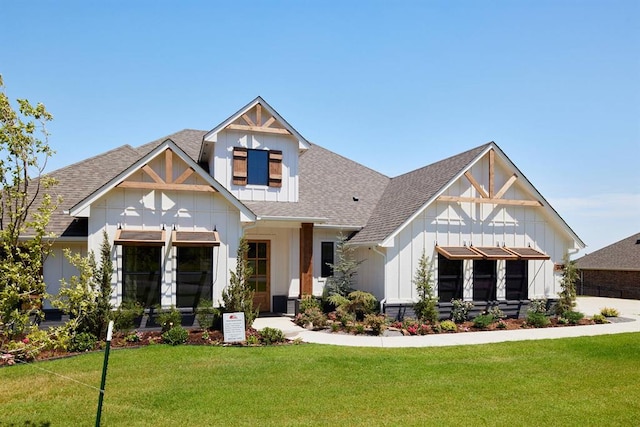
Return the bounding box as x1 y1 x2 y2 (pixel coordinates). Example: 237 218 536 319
247 241 270 312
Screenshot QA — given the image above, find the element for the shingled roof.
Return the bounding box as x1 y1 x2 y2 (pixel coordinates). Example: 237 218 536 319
575 233 640 271
349 143 491 244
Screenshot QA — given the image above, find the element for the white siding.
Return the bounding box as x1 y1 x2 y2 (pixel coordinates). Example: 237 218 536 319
43 243 87 309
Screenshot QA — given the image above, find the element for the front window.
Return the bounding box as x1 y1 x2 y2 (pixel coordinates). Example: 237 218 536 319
176 246 213 308
505 260 528 300
321 241 334 278
247 149 269 185
473 260 497 301
123 246 161 307
438 254 463 301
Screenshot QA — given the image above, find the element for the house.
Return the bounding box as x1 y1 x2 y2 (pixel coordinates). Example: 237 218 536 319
575 233 640 300
40 97 585 318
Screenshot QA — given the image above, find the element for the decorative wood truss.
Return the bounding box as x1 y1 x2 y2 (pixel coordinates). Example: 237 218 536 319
437 149 543 207
225 104 292 135
116 149 216 193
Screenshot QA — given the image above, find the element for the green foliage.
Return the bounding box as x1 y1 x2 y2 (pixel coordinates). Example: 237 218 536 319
327 294 348 310
325 233 362 297
487 306 505 320
162 326 188 345
600 307 619 317
473 314 494 329
299 294 321 312
413 251 439 323
112 300 144 333
364 313 388 336
556 252 578 317
496 320 507 329
451 299 474 323
354 324 365 334
259 327 285 345
94 230 114 338
592 314 607 324
195 299 220 330
222 238 257 329
526 312 550 328
345 291 377 320
68 332 97 353
528 298 548 315
439 320 457 332
294 307 327 329
562 311 584 325
0 75 59 338
156 306 182 332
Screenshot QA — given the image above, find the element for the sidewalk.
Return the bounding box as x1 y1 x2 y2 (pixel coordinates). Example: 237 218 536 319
252 296 640 348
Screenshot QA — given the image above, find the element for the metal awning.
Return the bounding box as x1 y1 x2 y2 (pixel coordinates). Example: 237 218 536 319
436 245 549 261
171 230 220 247
114 229 166 246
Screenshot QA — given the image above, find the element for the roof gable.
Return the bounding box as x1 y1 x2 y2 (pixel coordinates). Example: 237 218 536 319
69 138 255 221
576 232 640 271
200 97 310 162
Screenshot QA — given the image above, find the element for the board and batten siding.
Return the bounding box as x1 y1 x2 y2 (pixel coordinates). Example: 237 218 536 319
43 242 87 309
209 129 300 202
382 156 573 305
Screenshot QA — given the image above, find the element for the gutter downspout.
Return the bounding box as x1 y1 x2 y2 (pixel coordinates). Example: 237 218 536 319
372 245 387 315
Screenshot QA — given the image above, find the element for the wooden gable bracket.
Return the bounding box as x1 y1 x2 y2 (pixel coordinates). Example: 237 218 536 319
116 149 216 193
438 149 543 207
225 103 292 135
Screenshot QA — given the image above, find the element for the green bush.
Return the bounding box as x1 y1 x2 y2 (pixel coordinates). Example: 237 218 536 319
563 311 584 325
299 295 321 313
156 306 182 332
496 320 507 329
68 332 97 352
112 301 144 333
600 307 619 317
591 314 608 324
294 307 327 329
473 314 494 329
346 291 377 321
260 327 285 345
526 312 550 328
364 314 387 336
162 326 188 345
528 298 548 315
440 320 457 332
413 251 439 324
451 299 474 323
488 306 505 320
195 300 220 330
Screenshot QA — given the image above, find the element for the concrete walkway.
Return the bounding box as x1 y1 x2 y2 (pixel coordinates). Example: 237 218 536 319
252 297 640 348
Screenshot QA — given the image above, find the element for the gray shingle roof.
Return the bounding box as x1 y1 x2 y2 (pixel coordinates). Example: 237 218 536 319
349 143 491 244
575 233 640 271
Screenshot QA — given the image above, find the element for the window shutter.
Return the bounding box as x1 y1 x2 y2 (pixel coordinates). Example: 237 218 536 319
268 150 282 187
232 147 248 186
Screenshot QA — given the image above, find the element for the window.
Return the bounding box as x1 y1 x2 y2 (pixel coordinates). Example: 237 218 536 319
232 147 282 187
176 247 213 308
506 260 528 300
473 260 497 301
438 254 463 301
123 246 161 307
321 241 334 278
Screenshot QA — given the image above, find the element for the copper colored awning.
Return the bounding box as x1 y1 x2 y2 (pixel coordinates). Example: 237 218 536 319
114 229 165 246
436 245 549 261
505 247 550 260
171 230 220 247
436 246 484 260
472 246 519 260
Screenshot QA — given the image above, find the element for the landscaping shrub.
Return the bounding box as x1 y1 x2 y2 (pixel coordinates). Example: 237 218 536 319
555 253 578 317
162 326 188 345
413 251 439 324
68 332 97 352
473 314 494 329
592 314 607 324
451 299 473 323
487 306 505 320
195 299 220 330
496 320 507 329
112 301 144 333
299 294 321 312
526 312 550 328
439 320 457 332
364 314 387 336
346 291 377 320
563 311 584 325
600 307 619 317
259 327 285 345
222 238 258 329
156 306 182 332
528 298 548 315
294 307 327 329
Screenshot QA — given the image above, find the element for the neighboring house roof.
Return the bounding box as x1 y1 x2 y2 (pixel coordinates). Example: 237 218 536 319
349 144 491 245
575 233 640 272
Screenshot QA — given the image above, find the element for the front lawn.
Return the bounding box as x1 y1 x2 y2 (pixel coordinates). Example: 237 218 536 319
1 333 639 426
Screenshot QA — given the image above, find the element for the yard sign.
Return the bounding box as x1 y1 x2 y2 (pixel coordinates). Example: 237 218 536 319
223 312 246 343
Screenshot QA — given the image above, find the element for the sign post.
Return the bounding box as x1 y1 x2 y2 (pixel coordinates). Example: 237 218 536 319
95 320 114 427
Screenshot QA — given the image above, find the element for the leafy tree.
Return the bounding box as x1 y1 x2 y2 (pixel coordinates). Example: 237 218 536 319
325 234 362 297
555 252 578 317
413 251 439 323
221 238 257 328
0 75 58 338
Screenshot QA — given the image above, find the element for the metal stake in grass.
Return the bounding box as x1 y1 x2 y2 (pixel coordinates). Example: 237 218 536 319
95 321 114 427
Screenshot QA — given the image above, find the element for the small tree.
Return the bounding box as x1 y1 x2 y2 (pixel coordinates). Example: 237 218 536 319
0 75 59 338
221 238 257 328
413 251 439 323
555 252 578 317
325 234 362 297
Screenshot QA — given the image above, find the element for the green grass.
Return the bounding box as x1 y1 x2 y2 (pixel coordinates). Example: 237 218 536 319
1 333 640 426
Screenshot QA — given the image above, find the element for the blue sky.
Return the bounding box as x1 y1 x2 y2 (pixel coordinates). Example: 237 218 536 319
2 0 638 253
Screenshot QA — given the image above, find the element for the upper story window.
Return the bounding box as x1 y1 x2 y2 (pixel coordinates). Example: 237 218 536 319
233 147 282 187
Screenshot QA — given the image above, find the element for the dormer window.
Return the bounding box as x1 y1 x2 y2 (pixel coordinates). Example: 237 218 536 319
233 147 282 187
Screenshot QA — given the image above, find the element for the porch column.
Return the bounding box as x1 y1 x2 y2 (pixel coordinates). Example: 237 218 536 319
299 222 314 296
